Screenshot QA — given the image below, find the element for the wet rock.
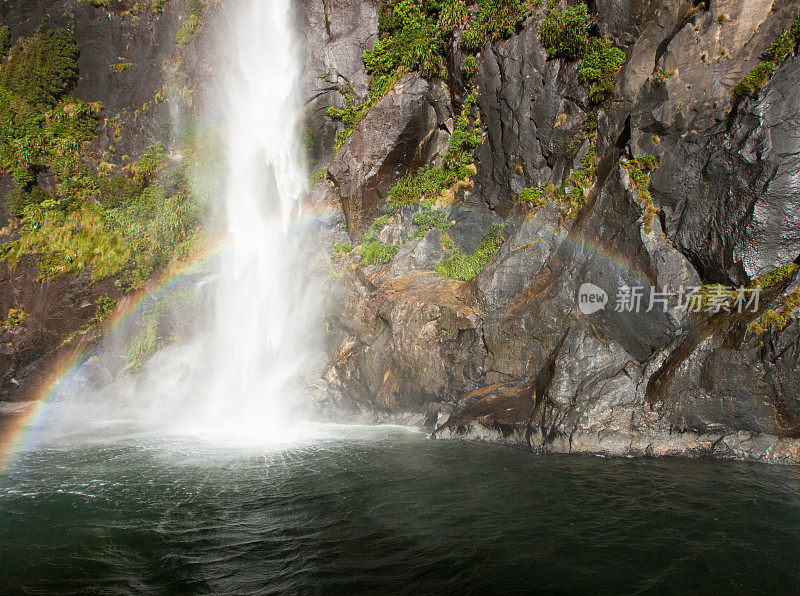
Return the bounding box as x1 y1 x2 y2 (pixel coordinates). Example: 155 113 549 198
651 58 800 284
328 73 452 237
473 17 589 214
300 0 380 161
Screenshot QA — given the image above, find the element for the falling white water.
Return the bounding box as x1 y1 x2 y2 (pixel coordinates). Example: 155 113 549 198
205 0 310 430
20 0 324 448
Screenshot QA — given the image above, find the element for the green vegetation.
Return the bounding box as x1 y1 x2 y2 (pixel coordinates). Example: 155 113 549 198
176 0 206 47
410 207 450 238
2 28 78 108
388 89 481 205
459 0 531 53
731 61 777 97
110 62 133 74
360 240 400 265
92 296 118 324
435 223 504 280
749 289 800 336
0 30 200 286
539 2 591 61
749 263 798 289
363 213 392 241
330 0 528 151
522 142 597 220
2 202 131 280
732 12 800 97
539 1 625 105
1 308 28 328
622 155 658 233
0 26 11 59
333 242 353 254
652 69 675 83
516 184 547 206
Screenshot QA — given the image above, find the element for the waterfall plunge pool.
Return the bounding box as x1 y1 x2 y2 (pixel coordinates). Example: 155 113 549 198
1 421 799 593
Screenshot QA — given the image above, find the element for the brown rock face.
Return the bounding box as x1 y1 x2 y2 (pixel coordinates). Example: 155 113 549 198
327 73 452 237
0 256 121 401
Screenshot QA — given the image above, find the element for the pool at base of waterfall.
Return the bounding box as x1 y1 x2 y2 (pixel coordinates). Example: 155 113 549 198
1 423 799 593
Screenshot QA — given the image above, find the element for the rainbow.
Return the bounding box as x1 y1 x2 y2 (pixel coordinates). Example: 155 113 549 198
0 200 668 472
0 201 340 472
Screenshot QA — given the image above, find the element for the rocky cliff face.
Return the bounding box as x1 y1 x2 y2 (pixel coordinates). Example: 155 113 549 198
2 0 800 464
305 0 800 463
0 0 210 401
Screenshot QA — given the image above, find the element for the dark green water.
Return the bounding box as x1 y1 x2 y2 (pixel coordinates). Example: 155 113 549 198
1 424 799 594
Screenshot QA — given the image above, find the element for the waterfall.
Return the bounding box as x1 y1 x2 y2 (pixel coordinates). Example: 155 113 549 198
204 0 311 430
38 0 321 443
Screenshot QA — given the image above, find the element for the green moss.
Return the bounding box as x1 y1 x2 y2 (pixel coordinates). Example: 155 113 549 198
539 2 590 61
459 0 531 53
127 142 166 186
333 242 353 254
462 54 477 78
622 155 658 233
92 296 117 323
410 207 450 238
731 61 776 97
763 30 796 63
540 2 624 106
435 224 504 280
388 89 481 205
363 214 392 241
2 28 78 108
176 0 206 47
749 263 798 289
110 62 133 74
652 69 675 83
330 0 523 151
517 184 547 205
749 289 800 335
0 26 11 59
732 12 800 98
1 202 130 280
1 308 28 328
360 240 400 265
579 37 626 103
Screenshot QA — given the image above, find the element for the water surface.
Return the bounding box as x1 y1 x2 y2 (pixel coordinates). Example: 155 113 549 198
1 424 799 593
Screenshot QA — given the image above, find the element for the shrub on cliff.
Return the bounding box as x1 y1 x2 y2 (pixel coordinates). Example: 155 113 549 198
2 28 78 108
732 12 800 98
539 3 590 61
540 2 624 105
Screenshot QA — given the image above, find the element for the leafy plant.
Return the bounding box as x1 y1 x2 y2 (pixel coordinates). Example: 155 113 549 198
2 28 78 108
652 69 675 83
579 37 625 104
176 0 206 47
732 12 800 97
731 61 776 97
2 308 28 328
517 184 547 206
410 207 450 238
333 242 354 254
0 26 10 59
435 224 504 280
622 155 659 233
460 0 531 53
360 240 400 265
539 3 591 61
388 89 481 205
540 2 624 106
